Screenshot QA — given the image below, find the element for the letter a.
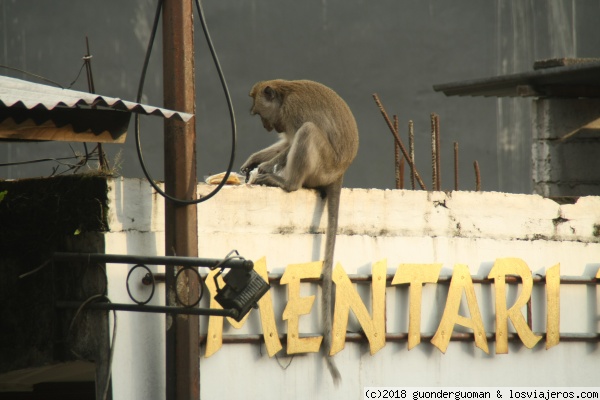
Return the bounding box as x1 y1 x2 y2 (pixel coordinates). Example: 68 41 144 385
431 264 489 354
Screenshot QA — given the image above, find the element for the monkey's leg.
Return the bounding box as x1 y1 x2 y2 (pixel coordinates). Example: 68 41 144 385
257 149 288 175
240 139 290 174
253 122 337 191
250 173 287 188
282 122 339 189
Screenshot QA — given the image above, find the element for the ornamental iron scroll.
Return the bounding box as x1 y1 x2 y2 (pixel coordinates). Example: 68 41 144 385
126 264 155 305
128 264 205 307
53 251 266 320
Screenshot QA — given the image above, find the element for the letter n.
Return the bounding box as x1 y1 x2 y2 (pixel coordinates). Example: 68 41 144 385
330 260 387 355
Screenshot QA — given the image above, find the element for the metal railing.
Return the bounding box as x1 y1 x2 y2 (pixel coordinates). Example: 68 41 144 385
53 251 255 320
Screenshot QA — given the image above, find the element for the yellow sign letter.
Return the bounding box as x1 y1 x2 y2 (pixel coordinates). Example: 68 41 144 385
280 261 323 354
392 263 442 350
331 260 387 355
431 264 489 354
488 258 542 353
204 257 282 357
545 263 560 349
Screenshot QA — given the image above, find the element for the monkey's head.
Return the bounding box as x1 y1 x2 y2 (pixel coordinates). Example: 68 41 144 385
249 81 285 133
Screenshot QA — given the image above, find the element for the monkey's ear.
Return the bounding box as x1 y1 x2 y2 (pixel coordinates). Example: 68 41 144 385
263 86 277 101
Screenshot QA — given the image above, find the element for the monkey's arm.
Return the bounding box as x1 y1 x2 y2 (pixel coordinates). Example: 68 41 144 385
240 138 290 175
257 148 289 174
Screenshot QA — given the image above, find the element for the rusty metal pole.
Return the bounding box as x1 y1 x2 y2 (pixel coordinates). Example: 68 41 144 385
162 1 200 400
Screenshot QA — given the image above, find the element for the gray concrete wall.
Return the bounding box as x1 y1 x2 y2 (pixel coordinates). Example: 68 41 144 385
533 98 600 197
1 0 599 193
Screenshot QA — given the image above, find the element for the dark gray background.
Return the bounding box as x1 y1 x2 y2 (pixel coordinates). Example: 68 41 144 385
1 1 598 193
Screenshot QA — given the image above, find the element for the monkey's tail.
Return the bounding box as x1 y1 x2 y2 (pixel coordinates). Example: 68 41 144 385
322 177 343 387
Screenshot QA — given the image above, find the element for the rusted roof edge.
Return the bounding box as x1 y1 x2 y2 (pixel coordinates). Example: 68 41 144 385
0 75 193 122
433 60 600 98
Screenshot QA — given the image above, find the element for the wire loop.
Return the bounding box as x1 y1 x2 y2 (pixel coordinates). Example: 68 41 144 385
126 264 156 305
134 0 237 205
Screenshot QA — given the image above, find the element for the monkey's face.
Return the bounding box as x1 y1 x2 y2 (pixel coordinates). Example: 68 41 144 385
250 82 283 133
259 116 274 132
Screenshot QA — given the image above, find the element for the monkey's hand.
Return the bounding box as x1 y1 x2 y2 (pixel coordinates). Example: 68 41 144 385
240 163 257 183
252 173 286 189
240 161 258 175
257 160 279 175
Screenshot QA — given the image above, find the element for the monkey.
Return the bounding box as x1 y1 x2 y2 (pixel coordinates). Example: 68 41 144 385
240 79 359 385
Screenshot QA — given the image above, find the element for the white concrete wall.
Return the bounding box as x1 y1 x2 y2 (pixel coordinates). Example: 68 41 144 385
105 178 600 400
105 178 166 400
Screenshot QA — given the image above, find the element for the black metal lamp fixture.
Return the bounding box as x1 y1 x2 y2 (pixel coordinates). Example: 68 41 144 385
213 257 270 322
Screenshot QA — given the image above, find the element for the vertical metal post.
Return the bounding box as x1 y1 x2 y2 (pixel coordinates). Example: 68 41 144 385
430 113 437 191
453 142 459 191
393 115 401 189
162 1 200 400
408 120 415 190
434 114 441 191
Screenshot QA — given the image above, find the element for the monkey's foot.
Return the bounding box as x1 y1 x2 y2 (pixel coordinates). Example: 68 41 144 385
252 173 287 189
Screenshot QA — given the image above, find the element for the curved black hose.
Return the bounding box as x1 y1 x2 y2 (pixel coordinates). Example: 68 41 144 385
135 0 237 204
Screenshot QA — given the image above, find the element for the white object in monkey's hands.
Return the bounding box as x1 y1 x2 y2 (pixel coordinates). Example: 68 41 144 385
246 164 282 184
204 172 244 185
246 169 259 184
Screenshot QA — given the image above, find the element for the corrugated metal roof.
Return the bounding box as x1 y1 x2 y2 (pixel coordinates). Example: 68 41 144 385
0 75 193 122
433 59 600 98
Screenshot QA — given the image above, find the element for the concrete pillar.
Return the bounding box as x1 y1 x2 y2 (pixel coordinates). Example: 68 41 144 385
532 98 600 197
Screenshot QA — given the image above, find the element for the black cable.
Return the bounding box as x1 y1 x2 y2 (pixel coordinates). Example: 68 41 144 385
67 61 88 89
135 0 237 205
0 61 87 90
0 156 76 168
68 294 116 400
0 64 65 88
0 62 94 172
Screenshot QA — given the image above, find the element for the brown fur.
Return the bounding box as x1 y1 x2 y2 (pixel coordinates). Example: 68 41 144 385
241 79 359 385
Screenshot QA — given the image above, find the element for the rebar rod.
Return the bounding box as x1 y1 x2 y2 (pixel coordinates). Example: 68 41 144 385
435 114 441 191
453 142 459 191
393 115 402 189
474 160 481 191
409 120 415 190
372 94 426 189
431 113 437 191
